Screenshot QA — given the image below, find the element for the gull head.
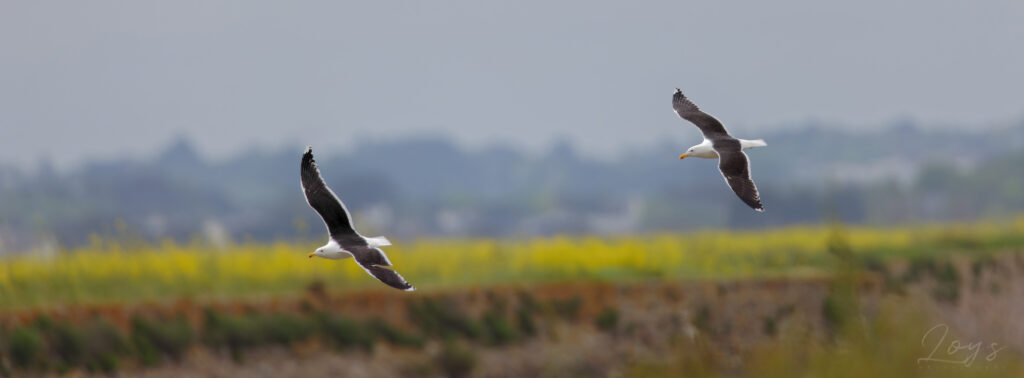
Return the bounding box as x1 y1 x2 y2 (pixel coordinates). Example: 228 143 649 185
309 248 324 259
680 142 717 160
679 146 697 160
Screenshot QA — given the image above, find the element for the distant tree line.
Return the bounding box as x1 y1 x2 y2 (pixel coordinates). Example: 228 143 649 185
1 120 1023 252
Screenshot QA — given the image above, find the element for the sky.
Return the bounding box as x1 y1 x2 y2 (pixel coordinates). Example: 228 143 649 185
2 0 1023 169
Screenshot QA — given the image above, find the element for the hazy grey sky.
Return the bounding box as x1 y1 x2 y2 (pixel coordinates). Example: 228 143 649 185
2 1 1023 168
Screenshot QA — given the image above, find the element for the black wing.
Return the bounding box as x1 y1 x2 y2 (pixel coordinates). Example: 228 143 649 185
300 147 357 238
672 89 731 139
351 246 415 291
714 141 764 212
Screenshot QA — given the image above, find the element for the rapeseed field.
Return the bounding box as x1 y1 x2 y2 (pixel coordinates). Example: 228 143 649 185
2 217 1023 309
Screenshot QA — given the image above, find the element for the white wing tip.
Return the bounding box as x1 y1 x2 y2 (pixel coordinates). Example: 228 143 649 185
404 286 417 292
365 236 392 247
304 146 312 153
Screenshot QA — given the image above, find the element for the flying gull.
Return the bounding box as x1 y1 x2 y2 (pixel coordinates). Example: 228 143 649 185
672 89 767 212
301 147 415 291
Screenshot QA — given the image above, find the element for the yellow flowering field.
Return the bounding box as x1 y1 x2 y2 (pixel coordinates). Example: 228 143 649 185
2 218 1024 309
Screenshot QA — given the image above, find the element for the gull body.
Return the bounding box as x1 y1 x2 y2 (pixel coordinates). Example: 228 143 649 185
312 237 393 260
681 138 767 160
313 240 350 260
301 147 414 291
671 88 767 211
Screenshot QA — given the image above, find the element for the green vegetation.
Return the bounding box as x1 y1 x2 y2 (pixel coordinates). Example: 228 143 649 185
2 218 1023 375
630 297 1021 378
595 307 619 331
0 291 599 375
131 315 193 364
318 313 374 351
7 326 43 369
408 298 484 340
436 340 477 378
2 317 126 374
550 295 583 320
628 227 1023 378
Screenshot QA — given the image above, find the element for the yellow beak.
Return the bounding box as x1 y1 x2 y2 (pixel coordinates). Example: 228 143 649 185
308 253 315 258
679 153 689 160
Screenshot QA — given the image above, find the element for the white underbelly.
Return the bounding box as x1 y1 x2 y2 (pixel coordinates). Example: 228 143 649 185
693 150 719 159
321 250 353 260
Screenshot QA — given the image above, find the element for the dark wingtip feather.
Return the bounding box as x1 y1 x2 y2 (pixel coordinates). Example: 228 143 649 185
672 88 694 109
300 146 319 191
302 147 312 161
301 147 315 169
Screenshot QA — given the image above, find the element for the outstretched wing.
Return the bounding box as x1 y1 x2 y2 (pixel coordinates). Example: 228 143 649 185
672 89 731 139
300 147 357 238
351 246 415 291
714 142 764 212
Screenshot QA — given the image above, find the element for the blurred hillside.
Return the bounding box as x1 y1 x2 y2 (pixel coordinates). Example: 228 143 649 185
2 120 1024 252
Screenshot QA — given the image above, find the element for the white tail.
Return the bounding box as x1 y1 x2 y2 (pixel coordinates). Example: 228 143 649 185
741 139 767 150
365 236 392 248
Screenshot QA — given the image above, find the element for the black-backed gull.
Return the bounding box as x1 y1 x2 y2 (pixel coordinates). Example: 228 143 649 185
301 147 415 291
672 89 766 212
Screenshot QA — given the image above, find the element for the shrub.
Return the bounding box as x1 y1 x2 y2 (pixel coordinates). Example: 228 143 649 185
202 309 257 362
132 315 193 362
595 307 619 332
367 319 424 348
81 319 127 373
901 258 960 304
862 257 903 293
133 334 160 367
822 292 852 337
8 327 43 368
408 298 482 340
318 313 374 351
902 258 937 283
517 291 541 314
693 304 712 334
435 341 476 378
31 316 54 331
550 296 582 320
256 313 317 346
86 352 119 374
51 322 85 369
931 261 961 303
481 311 518 346
515 307 536 337
762 316 777 336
